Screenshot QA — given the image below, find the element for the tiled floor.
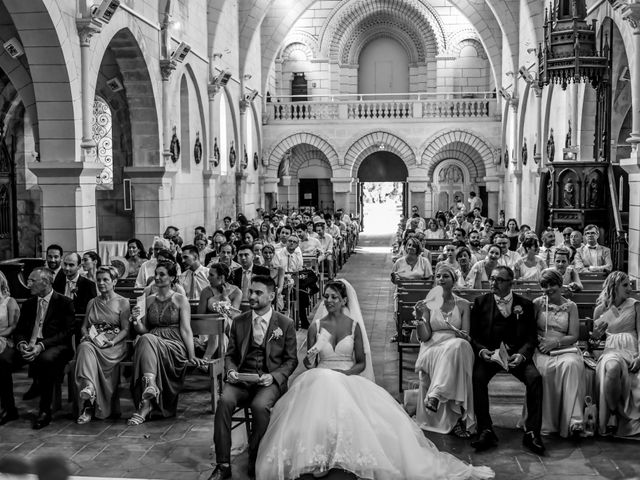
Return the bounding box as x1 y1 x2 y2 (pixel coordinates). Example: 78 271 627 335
1 229 640 480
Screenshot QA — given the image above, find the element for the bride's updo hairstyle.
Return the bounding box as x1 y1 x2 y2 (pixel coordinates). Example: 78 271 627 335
324 280 348 306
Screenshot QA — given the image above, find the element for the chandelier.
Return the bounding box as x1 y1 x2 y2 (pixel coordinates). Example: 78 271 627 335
538 0 610 90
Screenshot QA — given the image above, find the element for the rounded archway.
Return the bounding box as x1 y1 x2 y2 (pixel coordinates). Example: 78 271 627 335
356 151 408 229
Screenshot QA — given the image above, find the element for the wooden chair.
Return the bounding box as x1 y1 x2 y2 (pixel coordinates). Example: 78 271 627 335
191 313 226 414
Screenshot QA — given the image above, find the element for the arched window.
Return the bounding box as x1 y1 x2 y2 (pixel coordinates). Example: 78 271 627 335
93 95 113 188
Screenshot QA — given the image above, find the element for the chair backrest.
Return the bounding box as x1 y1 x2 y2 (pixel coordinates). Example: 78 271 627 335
190 313 225 337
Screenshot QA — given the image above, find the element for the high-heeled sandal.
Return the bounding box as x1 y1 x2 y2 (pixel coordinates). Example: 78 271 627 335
127 401 151 426
79 386 96 403
77 406 93 425
452 418 471 438
424 396 439 413
141 377 159 401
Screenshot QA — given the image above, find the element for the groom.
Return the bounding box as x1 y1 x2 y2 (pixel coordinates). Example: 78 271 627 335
209 275 298 480
469 266 545 455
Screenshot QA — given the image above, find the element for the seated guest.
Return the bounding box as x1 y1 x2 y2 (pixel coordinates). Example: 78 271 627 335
163 225 179 240
262 245 284 303
514 237 547 282
53 252 97 315
81 251 101 283
295 225 322 258
45 244 64 280
469 266 544 455
455 247 474 288
210 242 239 272
414 265 475 437
390 238 433 284
197 263 242 360
252 241 265 266
505 218 520 251
561 227 573 249
75 266 130 424
568 230 583 261
125 238 148 278
210 275 298 480
242 227 259 246
537 231 557 267
552 247 582 292
314 220 335 279
574 224 613 273
592 271 640 437
435 244 460 271
532 269 585 437
136 237 169 287
258 221 275 246
0 268 74 429
494 234 521 268
143 250 186 297
0 272 19 354
229 245 270 302
194 233 213 265
468 230 486 261
453 227 467 244
179 245 210 301
274 235 303 273
273 225 293 252
467 244 502 289
127 261 206 425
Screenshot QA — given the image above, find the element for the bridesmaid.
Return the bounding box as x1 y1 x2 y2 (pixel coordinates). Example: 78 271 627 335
82 251 102 283
414 264 475 437
592 271 640 437
514 237 547 282
75 266 130 423
0 272 19 355
466 244 501 289
532 269 585 437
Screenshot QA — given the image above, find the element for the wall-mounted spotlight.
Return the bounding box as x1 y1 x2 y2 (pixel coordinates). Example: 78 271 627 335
170 42 191 63
91 0 120 24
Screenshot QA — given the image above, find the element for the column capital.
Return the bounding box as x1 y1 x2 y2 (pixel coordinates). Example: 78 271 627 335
76 18 102 46
620 2 640 32
208 83 220 100
160 59 177 81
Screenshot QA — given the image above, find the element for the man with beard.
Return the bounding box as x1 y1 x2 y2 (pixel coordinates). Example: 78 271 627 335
467 230 486 262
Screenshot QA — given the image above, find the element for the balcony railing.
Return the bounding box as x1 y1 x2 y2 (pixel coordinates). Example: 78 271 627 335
266 92 497 122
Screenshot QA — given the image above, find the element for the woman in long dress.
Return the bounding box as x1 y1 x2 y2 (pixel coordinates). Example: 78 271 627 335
0 272 19 355
532 269 585 437
414 265 476 437
74 266 130 424
256 280 493 480
592 271 640 437
127 261 206 425
514 237 547 282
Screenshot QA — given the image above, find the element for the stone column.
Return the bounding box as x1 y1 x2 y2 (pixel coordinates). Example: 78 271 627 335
124 166 176 247
408 177 429 215
238 99 250 211
331 177 353 212
29 162 103 253
509 99 522 220
533 86 543 166
484 176 502 221
263 177 279 212
280 175 296 210
160 60 177 161
76 18 102 161
620 2 640 280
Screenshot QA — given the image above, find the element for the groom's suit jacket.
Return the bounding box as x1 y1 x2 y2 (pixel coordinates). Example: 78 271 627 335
469 292 537 360
225 310 298 393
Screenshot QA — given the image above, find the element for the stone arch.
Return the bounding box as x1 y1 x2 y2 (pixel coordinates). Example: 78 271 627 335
319 0 446 58
278 30 319 60
433 159 471 185
92 28 161 166
452 39 487 60
421 129 494 181
3 0 80 161
286 144 334 178
348 24 424 65
267 132 339 176
345 131 416 178
183 63 207 163
280 42 315 62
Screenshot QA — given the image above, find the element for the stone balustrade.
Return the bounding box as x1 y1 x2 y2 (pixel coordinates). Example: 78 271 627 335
266 93 496 122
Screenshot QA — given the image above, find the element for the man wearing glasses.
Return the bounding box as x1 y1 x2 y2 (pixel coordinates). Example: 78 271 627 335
573 224 612 273
135 237 169 288
494 234 521 268
469 266 544 455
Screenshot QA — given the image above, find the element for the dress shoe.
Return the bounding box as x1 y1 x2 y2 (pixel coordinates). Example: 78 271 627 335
32 412 51 430
0 408 19 425
522 431 545 455
22 382 40 400
470 428 498 451
207 465 231 480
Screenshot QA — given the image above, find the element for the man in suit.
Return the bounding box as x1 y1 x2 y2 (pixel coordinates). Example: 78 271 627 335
0 267 75 429
229 244 270 302
573 224 612 273
179 245 210 300
469 265 545 455
209 275 298 480
53 252 97 315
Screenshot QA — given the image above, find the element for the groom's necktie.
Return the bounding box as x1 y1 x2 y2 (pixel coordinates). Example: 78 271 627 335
253 316 266 344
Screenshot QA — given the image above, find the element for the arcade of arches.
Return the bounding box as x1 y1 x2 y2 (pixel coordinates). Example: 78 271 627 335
0 0 639 278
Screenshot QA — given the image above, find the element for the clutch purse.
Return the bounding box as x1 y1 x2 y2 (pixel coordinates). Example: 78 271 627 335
549 346 581 356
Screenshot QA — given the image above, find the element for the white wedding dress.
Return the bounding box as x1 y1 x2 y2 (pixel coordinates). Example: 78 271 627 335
255 282 494 480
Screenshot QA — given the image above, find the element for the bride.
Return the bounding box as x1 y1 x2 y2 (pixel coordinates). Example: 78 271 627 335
255 279 494 480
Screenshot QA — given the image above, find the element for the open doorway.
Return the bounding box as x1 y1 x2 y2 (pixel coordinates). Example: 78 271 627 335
356 151 408 233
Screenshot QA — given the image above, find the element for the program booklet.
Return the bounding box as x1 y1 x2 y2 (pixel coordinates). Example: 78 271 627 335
490 342 510 370
236 373 261 383
88 325 108 348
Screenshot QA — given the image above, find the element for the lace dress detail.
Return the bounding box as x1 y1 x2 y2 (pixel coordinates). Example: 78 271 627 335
533 299 584 437
256 318 494 480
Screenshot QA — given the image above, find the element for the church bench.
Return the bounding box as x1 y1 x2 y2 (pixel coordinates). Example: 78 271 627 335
422 239 451 252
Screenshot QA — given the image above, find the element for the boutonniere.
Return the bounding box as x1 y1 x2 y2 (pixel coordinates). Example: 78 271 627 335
513 305 523 319
70 287 78 297
268 326 283 342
